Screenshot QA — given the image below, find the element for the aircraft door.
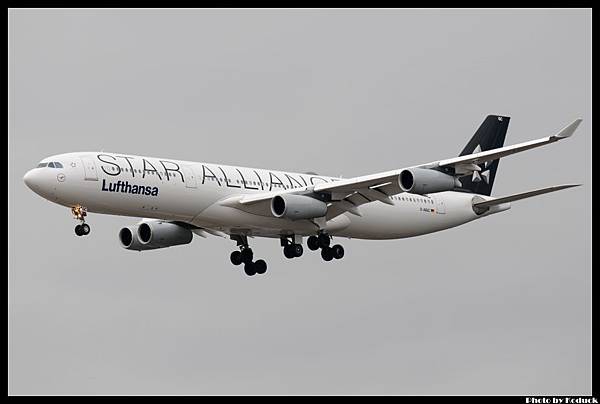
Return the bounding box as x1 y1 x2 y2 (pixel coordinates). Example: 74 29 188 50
182 165 197 188
433 195 446 214
80 156 98 181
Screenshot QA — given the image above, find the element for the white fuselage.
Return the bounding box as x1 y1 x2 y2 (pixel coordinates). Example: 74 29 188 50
23 152 509 240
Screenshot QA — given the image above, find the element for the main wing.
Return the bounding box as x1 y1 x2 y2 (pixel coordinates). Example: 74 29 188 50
222 118 581 219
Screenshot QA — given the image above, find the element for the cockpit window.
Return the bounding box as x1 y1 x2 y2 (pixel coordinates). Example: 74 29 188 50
37 161 63 168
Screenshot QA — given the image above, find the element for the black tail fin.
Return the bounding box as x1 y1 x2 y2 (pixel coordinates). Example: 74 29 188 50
458 115 510 196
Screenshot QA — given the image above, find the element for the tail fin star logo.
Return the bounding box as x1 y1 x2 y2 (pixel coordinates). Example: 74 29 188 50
471 144 491 184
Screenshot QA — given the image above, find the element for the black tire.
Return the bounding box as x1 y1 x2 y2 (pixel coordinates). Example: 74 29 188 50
81 223 90 235
318 233 330 248
307 236 320 251
254 259 267 274
293 244 303 257
321 247 333 261
332 244 344 259
75 225 83 236
283 245 295 259
244 262 256 276
240 248 253 264
230 251 242 266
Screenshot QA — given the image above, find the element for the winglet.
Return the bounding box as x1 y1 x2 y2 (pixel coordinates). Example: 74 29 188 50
554 118 583 139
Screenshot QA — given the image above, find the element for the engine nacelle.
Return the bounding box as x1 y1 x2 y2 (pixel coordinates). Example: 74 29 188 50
271 194 328 220
119 225 164 251
399 168 460 194
137 221 193 249
118 221 193 251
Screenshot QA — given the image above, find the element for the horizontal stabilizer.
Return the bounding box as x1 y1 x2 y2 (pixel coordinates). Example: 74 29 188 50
473 184 581 209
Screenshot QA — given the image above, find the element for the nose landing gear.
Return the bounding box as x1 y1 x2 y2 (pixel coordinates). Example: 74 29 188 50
71 205 90 236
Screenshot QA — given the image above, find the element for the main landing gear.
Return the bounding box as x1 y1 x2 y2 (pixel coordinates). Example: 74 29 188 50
72 205 90 236
227 233 343 276
281 236 303 259
307 233 344 261
230 235 267 277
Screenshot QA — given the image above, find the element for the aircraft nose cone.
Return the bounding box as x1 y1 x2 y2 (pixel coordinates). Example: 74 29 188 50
23 169 38 191
24 167 59 201
23 169 48 195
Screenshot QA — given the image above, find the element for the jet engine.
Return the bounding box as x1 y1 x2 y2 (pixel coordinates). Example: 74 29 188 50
399 168 461 194
119 220 193 251
119 225 154 251
270 194 328 220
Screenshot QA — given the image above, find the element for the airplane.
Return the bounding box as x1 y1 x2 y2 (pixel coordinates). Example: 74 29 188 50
23 115 582 276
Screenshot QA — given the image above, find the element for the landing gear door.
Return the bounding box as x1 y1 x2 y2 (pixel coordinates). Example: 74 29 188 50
433 195 446 214
182 165 197 188
80 156 98 181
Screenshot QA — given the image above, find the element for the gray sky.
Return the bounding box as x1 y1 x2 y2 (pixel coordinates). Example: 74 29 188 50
9 9 591 395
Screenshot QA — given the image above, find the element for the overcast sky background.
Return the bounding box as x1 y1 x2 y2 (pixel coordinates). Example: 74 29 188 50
9 9 591 395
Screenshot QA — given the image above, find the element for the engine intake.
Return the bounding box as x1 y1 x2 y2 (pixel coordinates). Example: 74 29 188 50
119 225 158 251
137 221 193 248
399 168 460 194
271 194 327 220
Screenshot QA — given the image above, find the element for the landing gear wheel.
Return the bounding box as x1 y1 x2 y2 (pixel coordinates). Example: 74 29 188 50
240 248 254 264
293 244 303 257
230 251 243 266
74 224 84 236
307 236 319 251
331 244 344 259
321 247 334 261
80 223 90 235
318 233 330 248
244 262 257 276
254 259 267 275
283 245 295 259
